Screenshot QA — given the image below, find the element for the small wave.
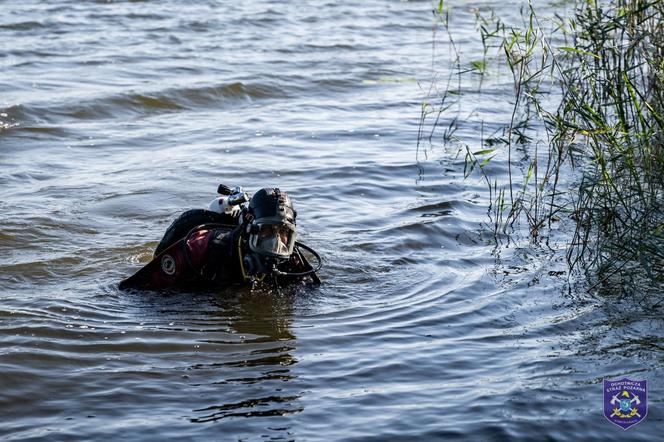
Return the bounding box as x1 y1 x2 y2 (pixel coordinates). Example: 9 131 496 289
9 126 69 137
191 395 302 423
115 94 185 111
0 121 19 132
1 254 84 275
126 13 167 21
406 200 455 218
309 77 360 93
0 104 33 123
0 21 45 31
173 82 287 104
275 42 372 54
6 82 287 122
305 43 360 51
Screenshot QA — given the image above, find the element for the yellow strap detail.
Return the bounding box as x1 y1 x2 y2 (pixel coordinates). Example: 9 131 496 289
238 235 264 282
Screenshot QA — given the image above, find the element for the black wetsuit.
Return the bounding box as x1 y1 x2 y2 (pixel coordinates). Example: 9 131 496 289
119 209 319 290
198 225 246 284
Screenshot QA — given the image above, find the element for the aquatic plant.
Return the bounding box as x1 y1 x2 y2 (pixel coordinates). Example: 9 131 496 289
560 0 664 299
422 0 664 300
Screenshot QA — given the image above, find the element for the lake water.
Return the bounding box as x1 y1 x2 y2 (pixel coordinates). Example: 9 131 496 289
1 0 661 440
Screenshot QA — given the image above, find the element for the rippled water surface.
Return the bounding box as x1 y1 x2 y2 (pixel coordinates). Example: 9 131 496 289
1 0 662 440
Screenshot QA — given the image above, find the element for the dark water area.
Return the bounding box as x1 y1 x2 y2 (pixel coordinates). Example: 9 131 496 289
1 0 661 440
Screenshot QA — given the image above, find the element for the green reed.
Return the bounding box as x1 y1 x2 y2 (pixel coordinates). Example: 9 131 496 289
423 0 664 298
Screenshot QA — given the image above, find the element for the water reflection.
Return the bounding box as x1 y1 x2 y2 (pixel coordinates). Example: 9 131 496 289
186 290 303 424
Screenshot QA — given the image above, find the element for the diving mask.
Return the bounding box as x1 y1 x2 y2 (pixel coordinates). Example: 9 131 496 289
248 219 296 259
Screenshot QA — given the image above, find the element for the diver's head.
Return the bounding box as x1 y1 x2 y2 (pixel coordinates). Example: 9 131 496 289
246 188 297 263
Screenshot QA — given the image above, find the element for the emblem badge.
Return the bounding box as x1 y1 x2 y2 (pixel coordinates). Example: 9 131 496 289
603 378 647 429
160 254 176 275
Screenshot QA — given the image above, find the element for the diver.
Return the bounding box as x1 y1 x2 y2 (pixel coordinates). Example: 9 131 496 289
119 186 321 290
